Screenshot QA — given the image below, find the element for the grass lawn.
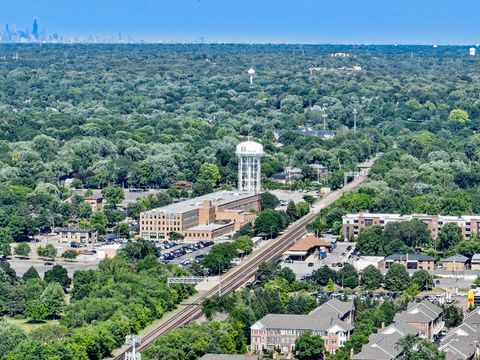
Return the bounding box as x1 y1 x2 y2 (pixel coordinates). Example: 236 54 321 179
4 316 59 333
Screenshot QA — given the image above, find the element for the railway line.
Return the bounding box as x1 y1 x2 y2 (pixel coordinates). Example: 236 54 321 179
111 156 377 359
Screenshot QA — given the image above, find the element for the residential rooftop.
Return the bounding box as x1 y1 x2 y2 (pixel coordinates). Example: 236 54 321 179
443 254 470 263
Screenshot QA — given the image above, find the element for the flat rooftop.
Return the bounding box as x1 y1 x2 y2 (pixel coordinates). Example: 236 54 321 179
142 190 258 215
188 223 233 231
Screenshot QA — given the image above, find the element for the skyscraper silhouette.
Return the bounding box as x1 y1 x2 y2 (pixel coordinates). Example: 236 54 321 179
32 18 38 40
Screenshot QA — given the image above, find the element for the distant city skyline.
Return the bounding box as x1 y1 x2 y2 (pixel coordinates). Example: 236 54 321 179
1 0 480 44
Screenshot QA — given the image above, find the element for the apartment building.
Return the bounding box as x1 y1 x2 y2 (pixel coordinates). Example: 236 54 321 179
250 299 354 355
84 193 104 212
440 308 480 360
342 213 480 240
140 190 260 241
381 253 436 271
393 301 444 340
353 300 443 360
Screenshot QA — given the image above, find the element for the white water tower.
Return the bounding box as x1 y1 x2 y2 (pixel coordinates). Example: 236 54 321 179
470 47 476 56
236 140 263 193
248 68 256 85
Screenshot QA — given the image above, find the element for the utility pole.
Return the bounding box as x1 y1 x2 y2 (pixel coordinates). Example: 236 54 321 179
321 104 328 131
125 335 141 360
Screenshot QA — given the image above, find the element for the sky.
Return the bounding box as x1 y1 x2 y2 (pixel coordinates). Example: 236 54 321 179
1 0 479 44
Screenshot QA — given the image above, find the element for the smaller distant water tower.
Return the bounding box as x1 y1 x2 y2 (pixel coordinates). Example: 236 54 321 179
470 47 476 56
236 140 263 193
248 68 256 85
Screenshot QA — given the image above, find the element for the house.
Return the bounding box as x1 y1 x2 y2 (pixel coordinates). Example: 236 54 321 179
200 355 260 360
353 322 419 360
381 254 435 271
442 255 470 272
439 308 480 360
55 227 98 244
470 254 480 270
353 300 444 360
250 299 354 355
393 301 444 341
84 193 104 212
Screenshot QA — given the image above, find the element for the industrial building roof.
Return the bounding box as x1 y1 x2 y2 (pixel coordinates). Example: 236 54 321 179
385 253 435 262
141 190 257 215
188 223 233 231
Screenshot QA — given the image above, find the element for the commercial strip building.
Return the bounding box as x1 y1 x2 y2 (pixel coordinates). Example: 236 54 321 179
250 299 354 355
140 190 260 241
54 227 98 244
353 300 443 360
342 213 480 241
380 254 436 271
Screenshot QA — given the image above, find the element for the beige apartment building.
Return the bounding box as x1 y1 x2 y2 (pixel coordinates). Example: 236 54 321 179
140 190 260 241
342 213 480 240
55 227 98 244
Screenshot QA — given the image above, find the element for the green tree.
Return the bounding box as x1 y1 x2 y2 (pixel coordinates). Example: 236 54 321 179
286 200 298 222
90 210 108 235
397 334 446 360
254 209 287 236
294 332 325 360
326 278 335 292
198 163 221 186
411 270 434 291
385 263 410 292
257 261 279 283
191 179 213 197
61 249 78 261
40 282 65 318
449 109 469 123
113 222 130 238
360 265 383 290
336 263 358 289
23 266 40 281
0 228 13 257
443 305 463 328
25 300 49 322
101 186 125 205
312 265 337 286
44 264 70 289
260 192 280 210
438 222 463 251
14 243 31 258
0 323 27 358
356 226 383 255
43 244 57 259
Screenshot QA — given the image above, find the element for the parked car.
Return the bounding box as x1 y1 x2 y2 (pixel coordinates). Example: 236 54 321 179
308 262 314 267
44 261 54 266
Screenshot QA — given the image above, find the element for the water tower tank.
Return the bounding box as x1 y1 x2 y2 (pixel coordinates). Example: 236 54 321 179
235 141 264 193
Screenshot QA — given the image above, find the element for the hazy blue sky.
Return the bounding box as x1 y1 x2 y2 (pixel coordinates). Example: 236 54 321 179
1 0 479 44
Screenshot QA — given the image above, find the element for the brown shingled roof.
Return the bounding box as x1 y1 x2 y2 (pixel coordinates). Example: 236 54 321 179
288 235 332 252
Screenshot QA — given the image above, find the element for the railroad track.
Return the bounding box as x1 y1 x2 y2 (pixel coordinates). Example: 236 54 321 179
112 161 376 359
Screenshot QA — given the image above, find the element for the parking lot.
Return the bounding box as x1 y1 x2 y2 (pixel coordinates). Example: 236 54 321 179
158 240 214 268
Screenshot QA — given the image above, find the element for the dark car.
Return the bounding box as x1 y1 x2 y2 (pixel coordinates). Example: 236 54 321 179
44 261 54 266
307 262 314 267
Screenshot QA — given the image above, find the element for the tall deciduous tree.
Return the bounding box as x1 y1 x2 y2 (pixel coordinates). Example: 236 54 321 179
295 332 325 360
